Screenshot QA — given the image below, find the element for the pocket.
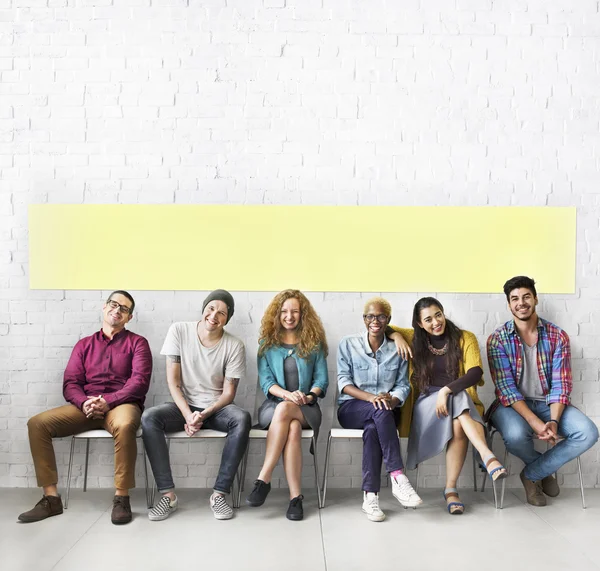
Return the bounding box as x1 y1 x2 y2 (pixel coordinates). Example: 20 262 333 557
382 364 399 384
111 352 132 377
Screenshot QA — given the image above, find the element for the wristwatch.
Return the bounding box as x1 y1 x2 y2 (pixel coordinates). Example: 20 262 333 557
307 391 319 405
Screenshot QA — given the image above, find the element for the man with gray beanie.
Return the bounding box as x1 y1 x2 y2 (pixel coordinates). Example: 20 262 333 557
142 289 251 521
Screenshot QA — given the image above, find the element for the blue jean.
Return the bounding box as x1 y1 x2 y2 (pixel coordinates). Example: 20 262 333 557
338 399 403 493
490 400 599 481
141 402 251 495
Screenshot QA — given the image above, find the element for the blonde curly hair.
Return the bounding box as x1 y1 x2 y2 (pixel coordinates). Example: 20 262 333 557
258 289 328 359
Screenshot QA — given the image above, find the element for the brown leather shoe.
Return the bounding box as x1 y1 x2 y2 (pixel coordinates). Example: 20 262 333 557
18 495 63 523
541 474 560 497
520 470 547 506
111 495 132 525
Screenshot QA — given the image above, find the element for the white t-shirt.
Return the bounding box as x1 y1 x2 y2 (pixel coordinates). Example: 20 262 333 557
160 322 246 408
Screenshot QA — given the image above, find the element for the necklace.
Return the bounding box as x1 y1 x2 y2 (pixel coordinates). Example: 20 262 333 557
427 340 448 356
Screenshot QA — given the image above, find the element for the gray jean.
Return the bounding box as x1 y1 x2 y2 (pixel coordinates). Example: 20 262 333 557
141 402 251 494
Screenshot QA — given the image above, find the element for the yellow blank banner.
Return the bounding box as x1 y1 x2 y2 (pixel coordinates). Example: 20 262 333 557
29 205 576 293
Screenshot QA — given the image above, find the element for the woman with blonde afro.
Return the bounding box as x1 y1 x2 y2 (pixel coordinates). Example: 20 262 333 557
246 290 329 521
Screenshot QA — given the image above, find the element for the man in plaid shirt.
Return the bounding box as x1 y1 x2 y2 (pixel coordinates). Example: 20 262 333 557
487 276 598 506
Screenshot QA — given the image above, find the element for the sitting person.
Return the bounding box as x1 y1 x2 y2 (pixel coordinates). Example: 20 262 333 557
246 290 329 521
19 291 152 525
487 276 598 506
337 297 420 523
142 289 250 521
389 297 507 515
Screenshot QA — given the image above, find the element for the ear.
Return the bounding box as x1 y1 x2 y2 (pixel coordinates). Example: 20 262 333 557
417 322 424 329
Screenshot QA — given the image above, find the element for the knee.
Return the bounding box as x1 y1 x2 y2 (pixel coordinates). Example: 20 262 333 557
141 408 161 432
112 418 138 438
572 418 599 450
27 413 48 436
452 420 467 442
273 401 296 421
288 419 302 439
230 408 251 434
372 407 396 425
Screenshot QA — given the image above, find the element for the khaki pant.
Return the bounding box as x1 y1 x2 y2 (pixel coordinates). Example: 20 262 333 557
27 403 141 490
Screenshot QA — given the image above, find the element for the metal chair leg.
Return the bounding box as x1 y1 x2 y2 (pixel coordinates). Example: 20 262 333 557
83 439 90 492
142 445 152 509
321 433 332 509
237 446 249 509
472 445 478 492
577 456 586 509
65 437 76 509
415 464 420 493
499 448 509 509
312 436 322 509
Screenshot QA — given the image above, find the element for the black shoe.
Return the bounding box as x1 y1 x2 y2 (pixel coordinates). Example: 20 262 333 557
246 479 271 507
286 495 304 521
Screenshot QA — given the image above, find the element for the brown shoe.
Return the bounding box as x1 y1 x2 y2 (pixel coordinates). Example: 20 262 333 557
541 474 560 497
18 495 63 523
520 470 547 506
111 495 132 525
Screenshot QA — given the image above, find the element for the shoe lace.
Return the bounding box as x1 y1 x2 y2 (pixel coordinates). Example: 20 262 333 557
365 494 380 509
398 478 415 496
290 495 304 507
36 497 50 508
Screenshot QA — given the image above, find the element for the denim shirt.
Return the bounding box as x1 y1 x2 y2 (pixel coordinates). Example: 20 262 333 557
337 332 410 405
258 344 329 400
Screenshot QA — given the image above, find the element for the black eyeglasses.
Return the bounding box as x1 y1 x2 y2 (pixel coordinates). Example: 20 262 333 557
363 314 389 323
107 300 132 315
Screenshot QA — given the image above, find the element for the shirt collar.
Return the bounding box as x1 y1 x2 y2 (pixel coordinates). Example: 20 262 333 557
507 317 545 336
362 331 388 355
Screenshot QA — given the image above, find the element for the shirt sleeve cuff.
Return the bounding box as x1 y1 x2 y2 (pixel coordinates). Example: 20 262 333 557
103 393 119 408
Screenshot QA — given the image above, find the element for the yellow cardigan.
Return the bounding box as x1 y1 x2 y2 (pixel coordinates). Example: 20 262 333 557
390 326 485 437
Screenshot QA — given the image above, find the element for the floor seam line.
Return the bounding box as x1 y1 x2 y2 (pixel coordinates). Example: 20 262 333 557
49 504 111 571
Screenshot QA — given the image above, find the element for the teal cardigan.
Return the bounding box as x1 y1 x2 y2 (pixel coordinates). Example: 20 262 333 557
258 344 329 400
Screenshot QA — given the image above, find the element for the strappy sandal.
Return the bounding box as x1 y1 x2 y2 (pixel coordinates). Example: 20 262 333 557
484 455 508 481
443 488 464 515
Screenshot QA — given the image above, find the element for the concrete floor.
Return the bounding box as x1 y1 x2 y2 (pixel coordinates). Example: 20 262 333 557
3 487 600 571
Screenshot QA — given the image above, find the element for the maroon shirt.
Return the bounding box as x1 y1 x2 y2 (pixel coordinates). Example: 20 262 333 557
63 328 153 411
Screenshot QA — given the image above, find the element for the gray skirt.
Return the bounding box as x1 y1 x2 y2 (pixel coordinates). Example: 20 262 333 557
257 399 322 447
406 387 483 471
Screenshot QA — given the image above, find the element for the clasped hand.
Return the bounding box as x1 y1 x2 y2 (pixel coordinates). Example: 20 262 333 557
83 396 109 419
284 390 309 406
371 392 392 410
184 411 204 436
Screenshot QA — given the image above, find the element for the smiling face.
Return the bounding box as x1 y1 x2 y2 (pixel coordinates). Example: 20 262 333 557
507 287 538 322
363 303 390 337
418 305 446 336
102 293 133 331
201 299 229 333
280 297 301 332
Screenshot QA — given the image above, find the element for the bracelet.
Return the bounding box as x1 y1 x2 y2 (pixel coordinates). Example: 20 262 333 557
548 419 559 425
307 391 319 405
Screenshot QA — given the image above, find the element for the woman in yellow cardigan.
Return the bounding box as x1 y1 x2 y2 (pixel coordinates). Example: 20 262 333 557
389 297 507 514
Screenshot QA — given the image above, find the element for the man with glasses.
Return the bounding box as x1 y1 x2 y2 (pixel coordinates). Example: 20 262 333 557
18 291 152 525
337 297 420 522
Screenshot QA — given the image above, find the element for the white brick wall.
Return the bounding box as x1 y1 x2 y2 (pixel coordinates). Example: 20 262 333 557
2 0 600 491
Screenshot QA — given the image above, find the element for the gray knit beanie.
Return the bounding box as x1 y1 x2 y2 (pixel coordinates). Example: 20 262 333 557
202 289 235 324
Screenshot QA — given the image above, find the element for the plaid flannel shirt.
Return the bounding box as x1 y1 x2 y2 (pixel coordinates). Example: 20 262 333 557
485 317 572 419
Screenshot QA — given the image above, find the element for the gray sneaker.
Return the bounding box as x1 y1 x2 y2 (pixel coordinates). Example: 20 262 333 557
148 495 178 521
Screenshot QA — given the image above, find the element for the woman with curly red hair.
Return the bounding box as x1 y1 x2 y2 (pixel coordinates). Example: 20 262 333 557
246 290 329 521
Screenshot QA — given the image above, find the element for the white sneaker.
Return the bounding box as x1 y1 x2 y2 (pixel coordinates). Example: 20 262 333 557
210 493 233 520
148 494 178 521
392 473 423 508
362 492 386 522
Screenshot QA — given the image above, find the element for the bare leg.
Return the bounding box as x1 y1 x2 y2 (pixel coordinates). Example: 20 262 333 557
457 412 504 473
445 419 468 490
283 420 303 499
257 402 306 483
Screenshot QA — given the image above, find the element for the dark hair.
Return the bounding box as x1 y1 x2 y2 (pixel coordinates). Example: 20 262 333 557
502 276 537 301
107 290 135 314
411 297 463 395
